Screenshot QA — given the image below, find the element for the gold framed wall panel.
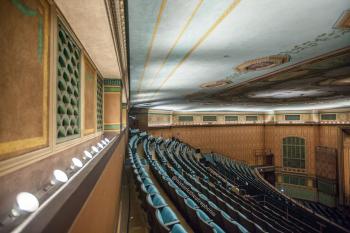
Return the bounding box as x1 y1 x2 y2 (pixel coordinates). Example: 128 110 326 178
103 92 121 132
84 55 97 136
0 0 50 160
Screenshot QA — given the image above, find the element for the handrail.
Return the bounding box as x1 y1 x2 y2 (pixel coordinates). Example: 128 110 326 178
254 167 350 233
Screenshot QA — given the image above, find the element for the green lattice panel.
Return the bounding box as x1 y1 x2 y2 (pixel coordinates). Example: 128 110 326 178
97 76 103 131
56 21 81 141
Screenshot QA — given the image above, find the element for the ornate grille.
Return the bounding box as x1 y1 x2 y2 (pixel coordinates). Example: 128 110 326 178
97 76 103 131
56 21 81 141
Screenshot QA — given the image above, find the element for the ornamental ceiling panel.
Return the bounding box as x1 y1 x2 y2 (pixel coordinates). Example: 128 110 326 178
128 0 350 111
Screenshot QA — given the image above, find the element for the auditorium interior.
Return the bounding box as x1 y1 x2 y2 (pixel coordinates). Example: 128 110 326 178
1 0 350 233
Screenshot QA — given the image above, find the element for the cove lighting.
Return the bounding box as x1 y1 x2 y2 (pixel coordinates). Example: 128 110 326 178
71 157 83 169
12 192 39 216
51 169 68 185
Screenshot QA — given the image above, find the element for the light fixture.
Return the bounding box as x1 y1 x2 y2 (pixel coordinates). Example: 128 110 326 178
281 188 285 192
105 138 110 143
11 192 39 216
97 143 103 149
83 150 93 160
91 146 99 154
71 157 83 170
101 140 107 146
51 169 68 185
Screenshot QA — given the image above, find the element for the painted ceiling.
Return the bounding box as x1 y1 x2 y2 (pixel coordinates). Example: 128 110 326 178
128 0 350 111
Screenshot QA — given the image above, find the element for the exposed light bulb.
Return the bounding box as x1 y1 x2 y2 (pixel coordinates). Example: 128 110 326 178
12 192 39 216
83 150 93 160
92 146 99 153
51 169 68 185
71 157 83 169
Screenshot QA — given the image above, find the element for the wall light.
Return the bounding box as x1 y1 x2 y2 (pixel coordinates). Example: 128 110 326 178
97 143 104 149
71 157 83 170
83 150 93 160
11 192 39 216
91 146 99 154
51 169 68 185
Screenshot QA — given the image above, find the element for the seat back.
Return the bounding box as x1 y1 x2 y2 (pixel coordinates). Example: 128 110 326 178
210 222 226 233
196 209 213 233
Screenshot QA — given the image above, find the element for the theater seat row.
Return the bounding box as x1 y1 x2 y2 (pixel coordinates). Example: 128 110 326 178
128 134 188 233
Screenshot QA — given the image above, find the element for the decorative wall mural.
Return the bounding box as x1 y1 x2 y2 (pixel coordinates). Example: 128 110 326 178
187 48 350 107
0 0 50 159
235 55 290 73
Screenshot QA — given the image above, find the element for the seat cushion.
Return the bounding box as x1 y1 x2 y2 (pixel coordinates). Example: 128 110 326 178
185 198 198 209
152 194 167 207
170 224 187 233
146 185 159 194
161 207 178 223
175 189 188 198
143 178 153 186
210 222 226 233
196 209 211 222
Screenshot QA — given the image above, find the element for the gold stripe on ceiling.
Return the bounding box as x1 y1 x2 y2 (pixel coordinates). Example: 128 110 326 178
148 0 204 88
151 0 241 99
136 0 167 94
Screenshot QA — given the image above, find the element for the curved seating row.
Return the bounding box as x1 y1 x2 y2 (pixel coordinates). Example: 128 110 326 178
128 134 188 233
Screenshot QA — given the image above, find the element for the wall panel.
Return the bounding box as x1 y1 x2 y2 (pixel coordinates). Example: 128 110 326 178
84 56 96 135
0 0 50 159
103 79 122 132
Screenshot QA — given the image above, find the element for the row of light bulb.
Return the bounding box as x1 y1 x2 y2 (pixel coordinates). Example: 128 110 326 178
10 138 111 218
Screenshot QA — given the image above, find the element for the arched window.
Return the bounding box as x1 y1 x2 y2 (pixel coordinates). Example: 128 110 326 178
282 137 305 169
